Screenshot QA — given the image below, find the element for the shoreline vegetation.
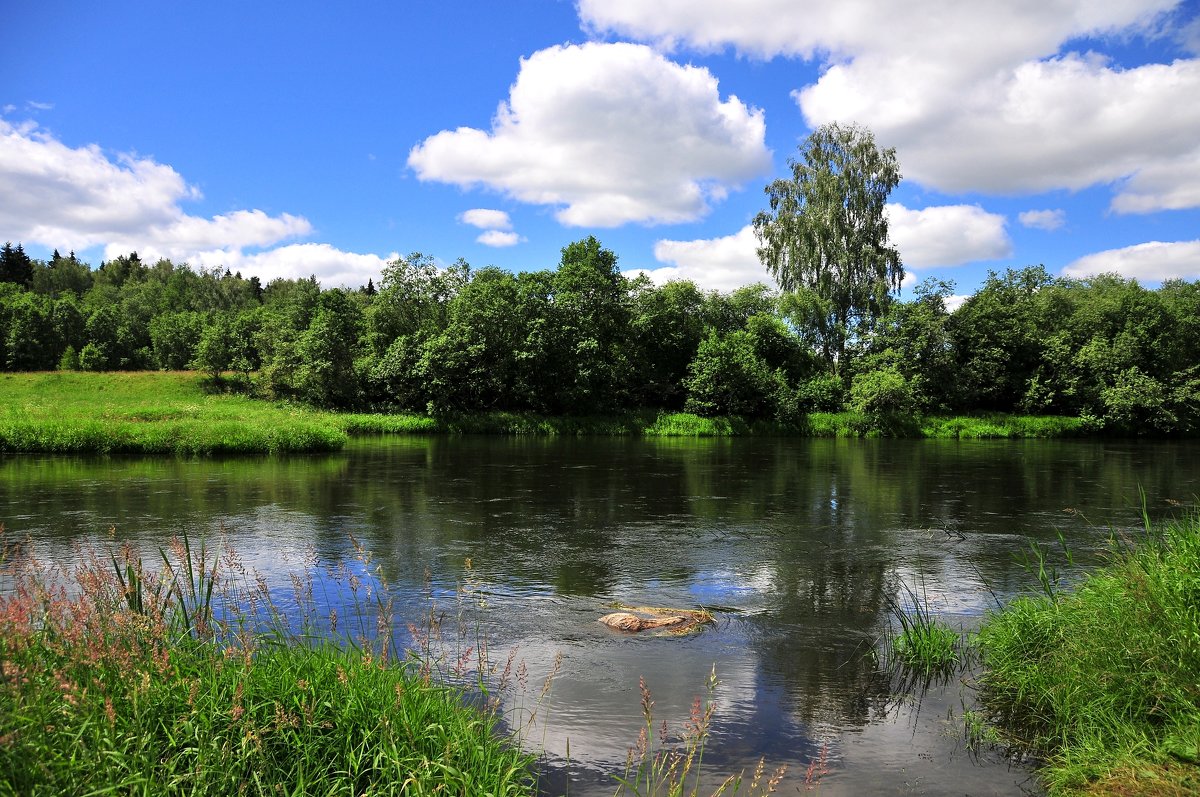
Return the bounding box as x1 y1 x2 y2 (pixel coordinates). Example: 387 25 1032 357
0 371 1099 456
4 240 1200 443
973 510 1200 796
0 533 541 796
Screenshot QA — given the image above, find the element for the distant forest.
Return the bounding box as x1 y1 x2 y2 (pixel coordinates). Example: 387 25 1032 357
1 237 1198 434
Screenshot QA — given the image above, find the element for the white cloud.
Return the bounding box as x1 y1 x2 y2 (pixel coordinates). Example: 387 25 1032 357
0 119 390 288
476 230 522 247
627 225 768 292
582 1 1200 210
1 118 204 250
944 294 971 313
173 244 398 289
1062 239 1200 281
885 203 1011 268
634 201 1008 291
1110 146 1200 213
1019 209 1066 230
580 1 1168 64
800 54 1200 202
408 42 770 227
458 208 512 230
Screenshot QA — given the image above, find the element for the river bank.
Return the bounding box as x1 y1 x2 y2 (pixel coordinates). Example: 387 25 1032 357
973 511 1200 795
1 371 1090 455
0 534 538 796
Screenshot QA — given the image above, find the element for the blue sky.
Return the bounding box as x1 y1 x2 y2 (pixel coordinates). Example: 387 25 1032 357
3 1 1199 302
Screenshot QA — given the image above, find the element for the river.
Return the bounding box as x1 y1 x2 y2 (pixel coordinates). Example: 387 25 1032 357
3 436 1198 795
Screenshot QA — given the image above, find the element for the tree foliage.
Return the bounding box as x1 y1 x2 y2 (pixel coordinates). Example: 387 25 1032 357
754 123 903 372
3 220 1200 436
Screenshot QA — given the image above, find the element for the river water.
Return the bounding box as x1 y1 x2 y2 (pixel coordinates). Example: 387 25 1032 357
3 436 1198 795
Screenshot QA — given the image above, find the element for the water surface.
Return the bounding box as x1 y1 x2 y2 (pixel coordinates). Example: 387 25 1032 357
4 436 1198 795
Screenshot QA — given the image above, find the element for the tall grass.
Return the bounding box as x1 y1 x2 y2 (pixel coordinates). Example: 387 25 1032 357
614 668 791 797
975 512 1200 795
881 578 962 674
921 414 1087 439
0 530 537 796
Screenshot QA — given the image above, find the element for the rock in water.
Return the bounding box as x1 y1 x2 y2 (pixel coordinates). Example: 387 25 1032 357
598 611 689 632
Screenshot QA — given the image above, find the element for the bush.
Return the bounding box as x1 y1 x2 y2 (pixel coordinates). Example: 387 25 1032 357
684 331 778 418
795 372 844 412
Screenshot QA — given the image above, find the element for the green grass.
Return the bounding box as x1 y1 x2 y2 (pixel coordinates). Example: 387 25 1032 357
882 579 962 674
975 512 1200 795
0 534 536 797
0 371 1093 455
0 371 348 455
921 414 1088 439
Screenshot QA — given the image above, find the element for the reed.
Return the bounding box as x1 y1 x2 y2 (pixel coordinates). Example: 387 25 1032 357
614 668 790 797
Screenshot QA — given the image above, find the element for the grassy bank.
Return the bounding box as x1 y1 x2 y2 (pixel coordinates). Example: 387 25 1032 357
975 513 1200 795
0 371 349 455
0 536 536 796
0 371 1090 456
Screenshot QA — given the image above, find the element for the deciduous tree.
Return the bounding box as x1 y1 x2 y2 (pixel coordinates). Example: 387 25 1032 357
754 123 903 372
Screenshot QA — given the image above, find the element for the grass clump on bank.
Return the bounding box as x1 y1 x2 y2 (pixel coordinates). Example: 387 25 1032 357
921 414 1088 439
880 579 963 675
0 534 537 797
975 513 1200 795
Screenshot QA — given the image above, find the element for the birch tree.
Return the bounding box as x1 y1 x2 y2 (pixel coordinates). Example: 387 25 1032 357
753 123 903 373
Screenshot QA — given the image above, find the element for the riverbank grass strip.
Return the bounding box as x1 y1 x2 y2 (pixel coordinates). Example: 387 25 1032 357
0 371 1094 456
976 512 1200 795
0 371 347 455
0 535 537 797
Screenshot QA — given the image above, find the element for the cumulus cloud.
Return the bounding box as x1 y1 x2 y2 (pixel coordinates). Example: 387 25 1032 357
408 42 770 227
1110 147 1200 213
458 208 523 246
172 244 396 288
476 230 521 247
0 119 390 287
458 208 512 230
581 1 1200 210
1062 240 1200 281
885 203 1011 268
1019 209 1067 230
628 225 769 292
632 202 1008 291
944 294 971 313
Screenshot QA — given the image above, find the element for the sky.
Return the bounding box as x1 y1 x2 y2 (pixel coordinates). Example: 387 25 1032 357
3 1 1199 304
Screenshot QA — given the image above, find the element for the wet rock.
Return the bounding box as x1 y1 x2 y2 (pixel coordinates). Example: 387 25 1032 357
598 611 689 632
597 606 713 634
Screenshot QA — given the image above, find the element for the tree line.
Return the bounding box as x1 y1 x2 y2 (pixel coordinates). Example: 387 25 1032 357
4 122 1198 434
1 237 1199 434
